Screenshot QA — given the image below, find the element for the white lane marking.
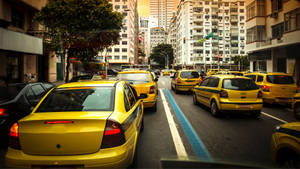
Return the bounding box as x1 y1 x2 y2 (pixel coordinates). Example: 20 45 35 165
261 112 288 124
159 89 188 159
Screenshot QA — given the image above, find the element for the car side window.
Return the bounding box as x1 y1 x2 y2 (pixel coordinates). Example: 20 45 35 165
123 91 130 112
173 72 178 79
246 75 256 82
43 83 54 91
257 76 264 82
207 78 219 88
124 84 136 108
26 88 36 105
200 78 210 86
31 85 46 99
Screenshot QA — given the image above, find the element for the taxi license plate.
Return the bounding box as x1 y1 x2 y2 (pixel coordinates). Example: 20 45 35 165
238 105 250 108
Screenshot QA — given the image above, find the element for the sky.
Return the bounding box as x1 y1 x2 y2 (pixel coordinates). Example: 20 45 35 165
138 0 179 17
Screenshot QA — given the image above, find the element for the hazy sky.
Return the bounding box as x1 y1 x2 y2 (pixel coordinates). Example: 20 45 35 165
138 0 179 17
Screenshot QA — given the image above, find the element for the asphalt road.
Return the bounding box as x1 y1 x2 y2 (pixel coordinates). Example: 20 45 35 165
0 76 298 168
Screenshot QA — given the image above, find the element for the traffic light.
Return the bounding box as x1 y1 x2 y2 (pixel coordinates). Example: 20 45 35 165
183 37 186 43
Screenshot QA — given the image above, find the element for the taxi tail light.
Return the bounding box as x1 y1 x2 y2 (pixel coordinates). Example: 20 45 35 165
149 85 155 94
220 90 228 98
257 91 263 98
9 122 21 150
0 108 8 117
177 78 182 83
261 85 270 92
296 86 299 93
101 119 125 149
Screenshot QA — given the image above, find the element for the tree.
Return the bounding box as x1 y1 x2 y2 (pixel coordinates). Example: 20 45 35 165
150 44 174 68
233 55 250 71
35 0 123 82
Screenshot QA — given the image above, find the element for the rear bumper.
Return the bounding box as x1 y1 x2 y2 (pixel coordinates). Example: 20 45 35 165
142 94 157 108
5 141 133 168
175 84 195 91
263 93 294 104
219 102 263 111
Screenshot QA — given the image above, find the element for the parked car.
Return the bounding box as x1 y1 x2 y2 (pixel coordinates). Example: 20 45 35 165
0 82 54 145
271 122 300 168
193 75 263 118
245 72 297 105
171 70 202 94
5 81 145 168
117 70 158 111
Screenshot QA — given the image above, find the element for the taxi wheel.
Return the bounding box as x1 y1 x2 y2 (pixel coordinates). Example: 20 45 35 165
251 110 261 118
210 101 220 117
151 102 157 112
175 85 179 94
294 103 300 120
193 93 199 105
171 84 174 90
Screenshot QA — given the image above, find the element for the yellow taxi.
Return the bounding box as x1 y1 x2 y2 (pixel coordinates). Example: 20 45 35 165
206 69 219 76
117 70 158 111
5 81 145 168
193 75 263 118
171 70 202 94
271 122 300 168
245 72 297 104
293 92 300 120
162 69 170 76
228 71 244 76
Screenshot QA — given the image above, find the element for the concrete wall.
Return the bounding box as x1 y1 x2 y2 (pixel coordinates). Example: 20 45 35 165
266 59 273 72
23 54 37 82
48 51 57 82
287 59 296 74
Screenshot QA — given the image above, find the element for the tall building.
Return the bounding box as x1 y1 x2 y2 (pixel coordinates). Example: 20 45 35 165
0 0 52 84
168 14 177 65
150 27 167 52
139 17 150 63
150 0 176 30
245 0 300 84
100 0 138 69
172 0 246 69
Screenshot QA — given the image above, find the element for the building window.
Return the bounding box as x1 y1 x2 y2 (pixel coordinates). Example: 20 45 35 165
272 23 284 38
107 48 112 52
122 12 127 16
271 0 282 13
240 2 244 6
205 50 210 54
122 41 127 45
122 48 127 52
114 48 120 52
246 26 265 43
123 5 127 9
122 55 127 60
108 56 112 60
205 1 209 5
205 8 210 13
230 8 238 13
11 8 24 29
240 9 244 13
284 8 300 32
115 5 120 9
122 34 127 38
115 0 120 2
115 55 120 60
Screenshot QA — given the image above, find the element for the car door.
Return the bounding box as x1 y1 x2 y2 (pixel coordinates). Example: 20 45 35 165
206 77 220 106
195 78 210 105
124 84 143 132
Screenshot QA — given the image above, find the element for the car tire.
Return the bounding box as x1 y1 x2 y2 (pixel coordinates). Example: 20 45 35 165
171 84 174 90
210 100 220 117
193 92 199 105
251 110 261 118
279 151 300 169
294 102 300 120
175 85 179 94
151 101 157 112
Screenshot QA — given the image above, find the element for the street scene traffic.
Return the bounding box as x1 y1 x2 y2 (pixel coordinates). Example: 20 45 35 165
0 0 300 168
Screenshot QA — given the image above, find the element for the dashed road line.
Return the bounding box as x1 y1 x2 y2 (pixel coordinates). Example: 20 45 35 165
159 89 188 159
261 112 288 124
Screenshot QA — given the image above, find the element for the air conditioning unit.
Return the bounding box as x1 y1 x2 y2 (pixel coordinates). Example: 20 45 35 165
271 12 278 18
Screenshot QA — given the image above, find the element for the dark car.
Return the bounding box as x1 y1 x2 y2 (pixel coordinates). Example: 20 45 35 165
107 68 119 76
0 82 54 145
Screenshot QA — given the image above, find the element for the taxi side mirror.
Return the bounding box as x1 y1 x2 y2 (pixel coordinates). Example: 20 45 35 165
138 93 148 99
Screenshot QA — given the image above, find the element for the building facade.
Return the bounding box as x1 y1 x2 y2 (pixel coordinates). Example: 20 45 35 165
0 0 49 84
168 14 177 65
150 27 167 52
245 0 300 84
172 0 246 69
100 0 138 69
150 0 176 31
139 17 150 63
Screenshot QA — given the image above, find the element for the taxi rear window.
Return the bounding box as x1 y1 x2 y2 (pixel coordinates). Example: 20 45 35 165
117 73 150 84
180 72 199 78
36 87 114 112
266 75 294 84
222 79 258 90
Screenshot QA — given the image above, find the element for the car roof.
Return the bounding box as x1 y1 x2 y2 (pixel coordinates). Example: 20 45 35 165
245 72 292 76
211 75 251 79
57 81 118 88
178 69 198 72
118 70 149 74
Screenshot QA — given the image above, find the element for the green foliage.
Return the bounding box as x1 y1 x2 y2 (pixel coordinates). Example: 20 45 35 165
233 55 250 70
150 44 174 68
35 0 123 81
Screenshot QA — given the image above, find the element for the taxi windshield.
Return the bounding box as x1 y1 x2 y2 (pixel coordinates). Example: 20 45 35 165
266 75 294 84
36 87 114 112
180 72 199 78
222 78 259 90
117 73 150 84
